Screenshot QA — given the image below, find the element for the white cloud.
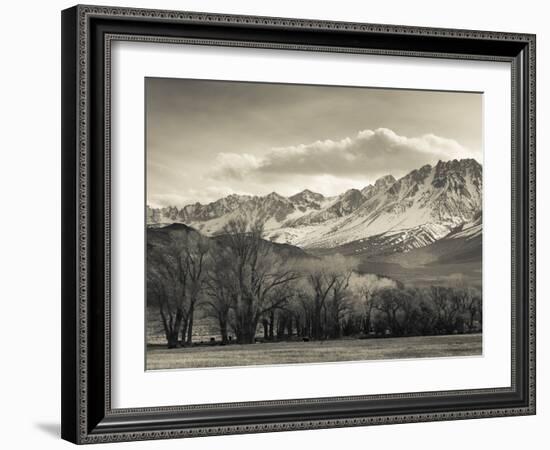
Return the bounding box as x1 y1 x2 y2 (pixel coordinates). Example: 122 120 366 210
212 128 480 182
148 186 252 208
151 128 482 207
213 152 261 180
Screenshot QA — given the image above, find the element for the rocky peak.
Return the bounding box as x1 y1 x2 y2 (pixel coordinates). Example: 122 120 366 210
403 163 432 186
265 192 291 204
361 174 396 200
290 189 324 201
374 174 396 189
326 189 365 217
432 159 481 189
289 189 326 212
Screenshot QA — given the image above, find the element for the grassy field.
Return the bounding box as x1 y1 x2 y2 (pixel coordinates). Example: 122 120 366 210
146 333 482 370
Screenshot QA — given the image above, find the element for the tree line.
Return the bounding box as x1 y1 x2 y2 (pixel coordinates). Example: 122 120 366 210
147 218 482 348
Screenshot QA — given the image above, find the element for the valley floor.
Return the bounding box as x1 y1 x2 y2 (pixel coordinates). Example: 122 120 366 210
146 333 482 370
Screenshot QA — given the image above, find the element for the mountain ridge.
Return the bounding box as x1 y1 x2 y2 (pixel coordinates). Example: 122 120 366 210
147 158 482 252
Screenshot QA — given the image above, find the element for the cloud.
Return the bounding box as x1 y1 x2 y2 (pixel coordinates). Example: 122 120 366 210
213 152 262 180
212 128 479 181
148 186 252 208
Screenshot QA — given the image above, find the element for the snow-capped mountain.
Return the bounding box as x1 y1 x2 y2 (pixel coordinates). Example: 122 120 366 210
288 189 327 212
147 159 482 253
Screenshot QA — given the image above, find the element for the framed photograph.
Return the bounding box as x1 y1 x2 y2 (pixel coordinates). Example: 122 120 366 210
61 5 536 444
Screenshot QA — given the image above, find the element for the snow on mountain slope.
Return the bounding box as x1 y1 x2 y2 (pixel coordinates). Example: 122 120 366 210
147 159 482 252
373 216 483 268
288 189 329 211
447 213 482 240
295 159 481 248
310 222 452 259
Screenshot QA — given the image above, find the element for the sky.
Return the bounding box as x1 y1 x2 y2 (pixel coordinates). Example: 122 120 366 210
146 77 482 208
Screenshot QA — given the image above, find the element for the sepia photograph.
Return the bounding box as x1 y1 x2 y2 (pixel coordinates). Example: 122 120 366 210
145 78 483 370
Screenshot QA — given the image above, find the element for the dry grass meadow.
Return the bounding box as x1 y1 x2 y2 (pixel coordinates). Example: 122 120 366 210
146 333 482 370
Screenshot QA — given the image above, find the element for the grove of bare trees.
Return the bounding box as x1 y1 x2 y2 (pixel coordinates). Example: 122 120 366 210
147 220 482 349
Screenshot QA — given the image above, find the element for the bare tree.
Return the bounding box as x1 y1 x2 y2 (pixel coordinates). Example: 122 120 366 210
180 234 210 345
291 283 314 338
269 284 295 339
400 288 420 335
147 238 189 348
301 255 357 339
306 267 339 340
463 287 482 331
203 252 234 343
415 288 438 335
348 274 394 333
221 217 299 344
359 284 376 333
373 288 409 336
326 272 352 338
146 227 211 348
431 286 464 334
448 277 482 333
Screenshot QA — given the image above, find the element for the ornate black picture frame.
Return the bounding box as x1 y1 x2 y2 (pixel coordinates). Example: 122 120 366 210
61 4 536 444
